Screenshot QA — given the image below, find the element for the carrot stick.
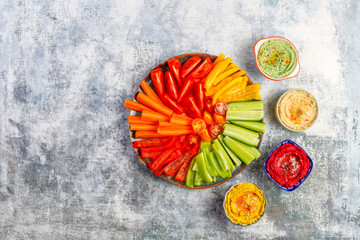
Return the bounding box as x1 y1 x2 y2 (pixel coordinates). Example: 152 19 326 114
158 122 180 127
140 80 164 106
157 126 194 135
128 116 158 125
141 109 169 122
135 131 168 139
124 99 152 112
137 92 173 116
130 124 158 131
169 113 193 126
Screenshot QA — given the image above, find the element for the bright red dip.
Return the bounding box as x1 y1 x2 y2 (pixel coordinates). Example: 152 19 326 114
266 143 310 188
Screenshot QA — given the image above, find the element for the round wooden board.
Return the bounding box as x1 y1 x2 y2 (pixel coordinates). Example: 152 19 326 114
128 53 263 189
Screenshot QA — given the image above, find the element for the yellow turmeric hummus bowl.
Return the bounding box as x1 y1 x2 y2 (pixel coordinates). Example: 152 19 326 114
223 182 266 225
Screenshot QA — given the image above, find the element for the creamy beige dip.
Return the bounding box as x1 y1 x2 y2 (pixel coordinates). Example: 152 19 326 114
277 90 318 131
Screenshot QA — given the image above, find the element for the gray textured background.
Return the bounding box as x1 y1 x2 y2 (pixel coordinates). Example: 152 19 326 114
0 0 359 239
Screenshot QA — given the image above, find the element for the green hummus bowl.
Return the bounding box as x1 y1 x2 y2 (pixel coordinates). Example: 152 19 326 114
254 36 300 81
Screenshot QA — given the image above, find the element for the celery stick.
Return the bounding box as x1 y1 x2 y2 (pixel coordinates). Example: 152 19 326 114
203 147 217 177
185 159 196 188
209 151 228 179
212 139 235 171
200 141 212 151
194 171 203 186
195 152 213 183
192 161 198 171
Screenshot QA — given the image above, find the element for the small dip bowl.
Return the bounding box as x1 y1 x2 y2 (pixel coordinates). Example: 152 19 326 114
223 182 266 225
263 140 313 192
275 89 318 132
254 36 300 81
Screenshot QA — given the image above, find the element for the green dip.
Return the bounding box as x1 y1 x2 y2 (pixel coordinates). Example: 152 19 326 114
257 40 297 78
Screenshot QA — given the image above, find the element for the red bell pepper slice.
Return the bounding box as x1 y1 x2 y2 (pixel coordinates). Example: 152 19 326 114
132 137 171 148
174 156 194 182
182 95 202 119
150 68 165 97
180 56 202 80
203 111 214 125
152 149 182 176
163 142 199 177
177 77 195 103
192 118 206 134
164 71 179 101
213 113 227 124
214 103 227 116
194 81 205 110
162 93 185 114
141 137 177 153
205 98 214 113
141 150 163 159
148 142 181 171
168 58 182 87
209 123 222 138
186 58 213 80
179 134 187 143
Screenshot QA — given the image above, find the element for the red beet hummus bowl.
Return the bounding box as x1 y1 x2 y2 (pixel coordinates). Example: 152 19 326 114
263 140 313 191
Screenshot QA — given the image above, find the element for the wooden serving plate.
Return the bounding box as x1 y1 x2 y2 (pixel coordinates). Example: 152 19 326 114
128 53 263 189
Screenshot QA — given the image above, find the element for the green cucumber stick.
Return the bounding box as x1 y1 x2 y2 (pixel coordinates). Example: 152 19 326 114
230 120 266 134
223 136 255 165
223 123 260 147
235 140 262 159
217 134 242 166
227 100 263 111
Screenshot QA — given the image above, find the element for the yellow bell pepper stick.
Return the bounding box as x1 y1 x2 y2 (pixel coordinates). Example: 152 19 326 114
212 66 240 86
233 91 261 101
212 53 225 66
224 63 237 72
218 83 261 103
228 70 246 79
205 57 233 91
205 76 237 97
212 78 242 105
223 77 248 95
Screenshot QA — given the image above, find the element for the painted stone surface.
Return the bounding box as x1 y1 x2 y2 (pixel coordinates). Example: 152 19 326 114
0 0 359 239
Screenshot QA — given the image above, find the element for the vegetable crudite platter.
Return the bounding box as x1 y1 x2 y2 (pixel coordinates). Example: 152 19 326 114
125 53 265 189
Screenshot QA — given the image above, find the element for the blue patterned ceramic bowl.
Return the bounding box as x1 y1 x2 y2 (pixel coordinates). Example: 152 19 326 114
263 140 313 191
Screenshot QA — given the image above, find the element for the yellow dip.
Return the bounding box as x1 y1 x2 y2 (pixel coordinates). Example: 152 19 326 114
224 183 265 225
277 89 318 131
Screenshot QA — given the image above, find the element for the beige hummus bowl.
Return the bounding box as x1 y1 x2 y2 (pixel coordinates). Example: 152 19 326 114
275 89 318 132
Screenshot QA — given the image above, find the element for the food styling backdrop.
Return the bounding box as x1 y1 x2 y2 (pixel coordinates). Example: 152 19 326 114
0 0 359 239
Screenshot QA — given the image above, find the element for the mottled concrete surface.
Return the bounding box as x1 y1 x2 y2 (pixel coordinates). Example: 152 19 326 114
0 0 359 239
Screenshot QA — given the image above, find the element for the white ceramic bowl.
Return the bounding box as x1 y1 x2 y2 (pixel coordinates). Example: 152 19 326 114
275 89 318 132
223 182 266 226
254 36 300 81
